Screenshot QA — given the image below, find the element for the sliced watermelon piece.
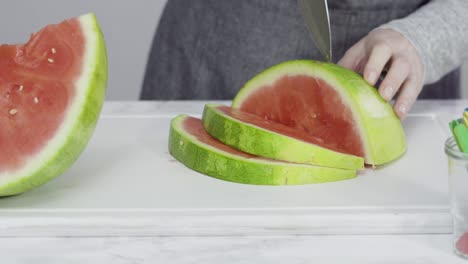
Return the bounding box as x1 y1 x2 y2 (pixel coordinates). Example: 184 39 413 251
202 104 364 170
0 13 107 195
232 60 406 165
169 115 356 185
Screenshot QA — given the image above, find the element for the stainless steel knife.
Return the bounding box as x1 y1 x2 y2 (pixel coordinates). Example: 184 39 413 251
298 0 332 62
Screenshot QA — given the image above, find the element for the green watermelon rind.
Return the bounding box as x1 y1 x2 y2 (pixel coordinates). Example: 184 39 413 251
0 14 107 196
169 115 356 185
202 104 364 170
232 60 406 165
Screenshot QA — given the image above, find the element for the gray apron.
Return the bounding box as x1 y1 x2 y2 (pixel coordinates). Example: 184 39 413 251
141 0 460 100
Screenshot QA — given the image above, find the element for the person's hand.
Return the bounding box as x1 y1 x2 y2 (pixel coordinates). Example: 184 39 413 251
338 28 424 119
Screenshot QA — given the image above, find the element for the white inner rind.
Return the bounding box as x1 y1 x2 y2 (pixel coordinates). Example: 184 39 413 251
234 63 371 163
0 14 97 184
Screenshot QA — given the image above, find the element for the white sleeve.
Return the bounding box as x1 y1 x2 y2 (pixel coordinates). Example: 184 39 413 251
379 0 468 84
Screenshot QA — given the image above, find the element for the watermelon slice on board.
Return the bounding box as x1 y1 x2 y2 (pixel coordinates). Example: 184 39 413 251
232 60 406 165
0 13 107 196
202 104 364 170
169 115 356 185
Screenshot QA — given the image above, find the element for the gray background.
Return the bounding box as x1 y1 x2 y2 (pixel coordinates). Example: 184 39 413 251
0 0 466 100
0 0 166 100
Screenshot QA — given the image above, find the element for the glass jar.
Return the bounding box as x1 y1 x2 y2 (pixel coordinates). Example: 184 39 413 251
445 137 468 259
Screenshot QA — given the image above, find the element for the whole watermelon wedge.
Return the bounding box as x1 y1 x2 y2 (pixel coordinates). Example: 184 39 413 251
0 13 107 196
169 114 356 185
168 60 406 184
232 60 406 165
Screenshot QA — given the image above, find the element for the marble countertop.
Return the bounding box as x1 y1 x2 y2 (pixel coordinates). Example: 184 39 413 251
2 235 466 263
2 100 468 263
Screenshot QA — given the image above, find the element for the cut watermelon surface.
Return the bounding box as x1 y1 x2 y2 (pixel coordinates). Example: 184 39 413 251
0 13 107 195
169 115 356 185
233 60 406 165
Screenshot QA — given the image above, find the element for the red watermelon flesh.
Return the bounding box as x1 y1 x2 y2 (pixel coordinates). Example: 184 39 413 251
0 18 84 172
235 75 364 158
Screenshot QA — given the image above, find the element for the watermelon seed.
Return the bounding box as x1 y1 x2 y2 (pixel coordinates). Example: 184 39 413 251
179 140 184 146
47 58 54 63
5 93 10 99
8 109 17 115
51 48 56 54
34 97 39 104
18 85 23 92
312 113 317 118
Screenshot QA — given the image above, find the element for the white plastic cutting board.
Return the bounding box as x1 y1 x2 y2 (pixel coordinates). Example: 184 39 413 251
0 101 459 237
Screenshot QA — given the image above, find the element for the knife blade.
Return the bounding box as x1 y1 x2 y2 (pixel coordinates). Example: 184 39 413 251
298 0 332 62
